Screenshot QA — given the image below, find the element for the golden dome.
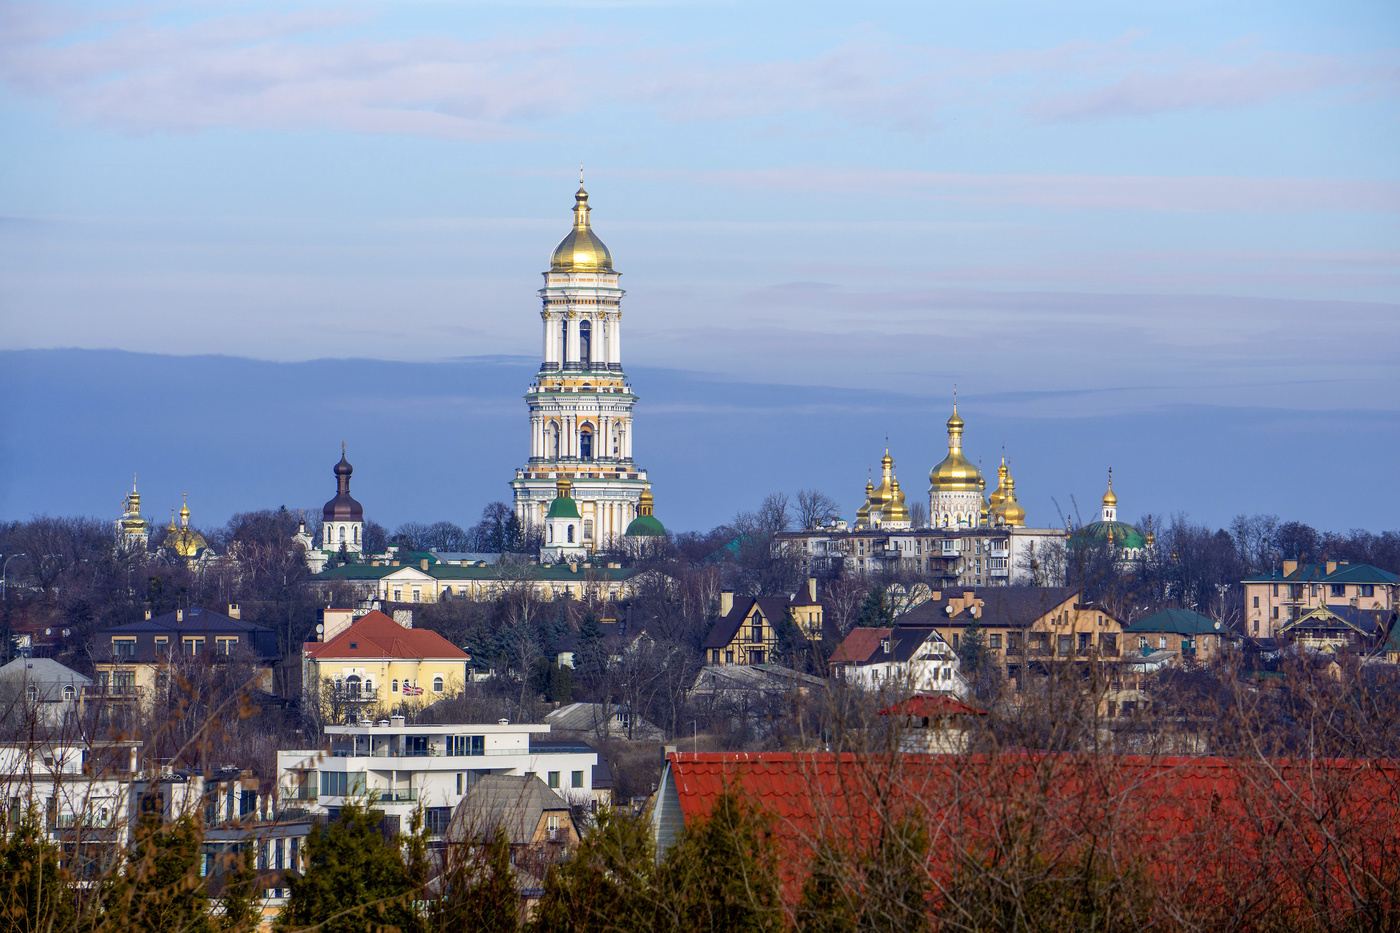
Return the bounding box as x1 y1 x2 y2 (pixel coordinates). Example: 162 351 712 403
988 457 1009 512
549 185 614 272
1102 467 1118 507
165 495 208 558
994 472 1027 527
857 450 910 526
929 404 982 491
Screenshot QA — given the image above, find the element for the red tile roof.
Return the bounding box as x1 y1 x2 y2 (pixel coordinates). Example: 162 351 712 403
304 610 468 661
663 751 1400 909
828 627 893 664
877 695 986 717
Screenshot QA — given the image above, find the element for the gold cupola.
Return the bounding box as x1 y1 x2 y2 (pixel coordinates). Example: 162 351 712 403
993 469 1027 527
165 493 208 559
928 403 983 491
549 180 614 273
988 457 1009 512
857 449 911 528
120 474 150 537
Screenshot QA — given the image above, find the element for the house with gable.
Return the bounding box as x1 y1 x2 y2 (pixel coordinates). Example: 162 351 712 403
303 609 470 713
701 581 824 667
828 626 969 697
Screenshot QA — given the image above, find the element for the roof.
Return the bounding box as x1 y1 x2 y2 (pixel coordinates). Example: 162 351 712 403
304 610 469 661
311 562 638 583
1242 561 1399 585
828 627 894 665
0 657 91 698
449 775 571 846
546 496 582 520
1126 609 1223 636
1283 604 1391 638
625 514 666 537
100 606 274 637
689 664 826 697
1078 520 1147 549
898 587 1082 629
544 702 662 739
829 626 951 666
878 695 986 717
656 751 1400 903
702 596 804 650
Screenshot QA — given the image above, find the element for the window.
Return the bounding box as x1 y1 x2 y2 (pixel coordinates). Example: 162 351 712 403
1361 585 1375 597
457 773 463 794
1057 635 1072 656
62 684 75 700
548 771 561 789
393 589 402 601
1007 634 1019 652
412 589 421 603
275 839 284 870
154 637 168 655
344 675 361 697
290 837 299 870
433 676 444 694
567 524 575 543
318 771 364 797
1272 607 1279 619
580 429 593 460
1253 596 1259 608
26 685 38 705
989 634 1002 649
1078 633 1091 651
1331 585 1346 597
392 679 399 693
1273 584 1279 596
113 638 136 658
725 650 733 664
572 770 584 789
583 519 593 539
183 638 204 655
1158 636 1167 649
216 637 237 655
448 735 484 756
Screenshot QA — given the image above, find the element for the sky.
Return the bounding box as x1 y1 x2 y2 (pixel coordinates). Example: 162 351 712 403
0 1 1397 531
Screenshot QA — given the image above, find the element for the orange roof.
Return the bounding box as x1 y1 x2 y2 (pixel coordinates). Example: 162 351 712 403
304 610 468 661
878 694 986 717
828 627 893 664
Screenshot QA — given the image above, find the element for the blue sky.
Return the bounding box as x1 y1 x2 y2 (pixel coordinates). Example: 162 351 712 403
1 1 1397 530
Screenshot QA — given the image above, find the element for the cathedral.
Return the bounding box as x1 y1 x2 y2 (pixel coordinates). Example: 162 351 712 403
510 181 660 556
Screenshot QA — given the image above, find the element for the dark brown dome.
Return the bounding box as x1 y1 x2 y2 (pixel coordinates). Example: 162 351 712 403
323 448 363 522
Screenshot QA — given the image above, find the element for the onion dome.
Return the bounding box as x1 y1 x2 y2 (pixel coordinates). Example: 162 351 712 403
550 183 614 273
546 477 581 520
165 494 208 558
323 443 364 522
856 475 875 526
929 404 983 491
1080 470 1146 551
1102 481 1118 509
994 472 1027 527
625 487 666 537
120 474 150 536
988 458 1009 513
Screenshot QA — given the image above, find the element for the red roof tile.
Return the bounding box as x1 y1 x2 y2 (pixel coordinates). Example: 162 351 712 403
878 695 986 717
828 627 893 664
304 610 468 661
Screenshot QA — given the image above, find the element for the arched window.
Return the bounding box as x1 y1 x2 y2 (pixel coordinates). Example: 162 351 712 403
580 320 592 366
433 676 444 694
561 321 568 361
345 674 361 697
548 422 560 459
580 427 593 460
392 679 399 693
63 685 75 700
338 526 345 542
548 524 554 543
354 526 360 544
567 524 575 543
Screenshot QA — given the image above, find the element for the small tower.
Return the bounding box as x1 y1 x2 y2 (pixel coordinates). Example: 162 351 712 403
322 443 364 555
928 397 984 528
542 477 588 562
117 474 151 551
1101 468 1118 523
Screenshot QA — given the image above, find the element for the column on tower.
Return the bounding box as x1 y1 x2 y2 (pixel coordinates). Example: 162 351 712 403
610 313 622 370
565 315 581 370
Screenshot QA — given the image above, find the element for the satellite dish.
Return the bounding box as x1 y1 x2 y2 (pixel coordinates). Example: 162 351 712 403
316 624 324 634
1214 621 1222 630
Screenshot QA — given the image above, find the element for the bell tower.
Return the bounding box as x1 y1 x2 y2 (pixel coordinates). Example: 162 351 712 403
511 179 649 557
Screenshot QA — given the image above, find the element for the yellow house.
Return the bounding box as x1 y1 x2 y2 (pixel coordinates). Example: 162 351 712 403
702 581 824 666
303 610 470 715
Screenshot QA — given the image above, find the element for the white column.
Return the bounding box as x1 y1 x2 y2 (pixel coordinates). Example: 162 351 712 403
566 316 581 367
610 313 621 366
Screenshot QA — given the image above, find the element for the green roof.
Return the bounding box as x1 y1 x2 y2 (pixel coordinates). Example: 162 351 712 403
1242 562 1398 585
545 496 581 520
1078 520 1147 550
625 514 666 537
312 564 398 580
1126 608 1222 636
313 561 640 583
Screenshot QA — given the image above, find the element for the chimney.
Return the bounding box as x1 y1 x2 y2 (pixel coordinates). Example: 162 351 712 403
227 604 240 620
721 591 734 616
176 609 183 622
569 562 579 574
1326 560 1337 574
421 559 430 571
1282 559 1299 576
144 610 152 621
807 578 817 603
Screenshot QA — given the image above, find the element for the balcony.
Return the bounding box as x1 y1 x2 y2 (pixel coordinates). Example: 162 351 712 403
377 788 417 803
84 685 142 698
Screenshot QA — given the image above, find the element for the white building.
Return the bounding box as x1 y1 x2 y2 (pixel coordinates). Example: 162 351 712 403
0 657 90 728
511 181 651 554
276 719 601 835
828 626 971 698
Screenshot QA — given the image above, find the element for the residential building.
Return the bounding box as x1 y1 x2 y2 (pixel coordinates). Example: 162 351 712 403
93 606 280 706
313 558 642 605
302 609 470 712
1281 604 1393 653
276 719 598 841
0 657 90 728
895 586 1125 691
877 695 987 753
775 526 1064 587
449 774 580 848
1124 609 1229 663
510 181 652 550
828 627 969 697
544 702 664 742
1242 559 1398 639
701 582 824 666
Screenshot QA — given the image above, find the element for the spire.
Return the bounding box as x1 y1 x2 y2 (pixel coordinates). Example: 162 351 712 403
573 179 591 230
179 493 190 528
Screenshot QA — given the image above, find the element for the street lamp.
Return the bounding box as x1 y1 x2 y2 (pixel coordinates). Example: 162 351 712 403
1 553 26 600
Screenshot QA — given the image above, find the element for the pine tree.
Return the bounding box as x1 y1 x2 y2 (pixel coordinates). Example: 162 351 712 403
530 808 656 933
430 828 517 933
278 802 423 933
105 814 215 933
856 587 894 628
0 811 75 933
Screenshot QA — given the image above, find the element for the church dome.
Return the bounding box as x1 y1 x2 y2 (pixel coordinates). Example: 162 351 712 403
323 445 364 522
626 486 665 536
929 405 982 491
550 186 614 272
165 497 208 558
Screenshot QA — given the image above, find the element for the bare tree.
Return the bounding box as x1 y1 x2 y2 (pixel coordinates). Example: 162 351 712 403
795 490 841 530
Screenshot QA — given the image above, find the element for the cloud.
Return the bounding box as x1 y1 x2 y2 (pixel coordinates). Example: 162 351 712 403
0 3 1392 139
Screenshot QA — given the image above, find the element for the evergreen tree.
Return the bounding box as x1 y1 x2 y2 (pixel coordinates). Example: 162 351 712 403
0 811 75 933
794 843 857 933
430 827 517 933
216 847 261 933
855 587 894 628
574 613 608 691
105 814 215 933
654 789 783 933
957 618 986 677
278 802 424 933
530 808 656 933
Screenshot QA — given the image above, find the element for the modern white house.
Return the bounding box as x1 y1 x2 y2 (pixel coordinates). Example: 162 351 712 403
275 719 602 837
0 657 91 728
828 626 971 698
